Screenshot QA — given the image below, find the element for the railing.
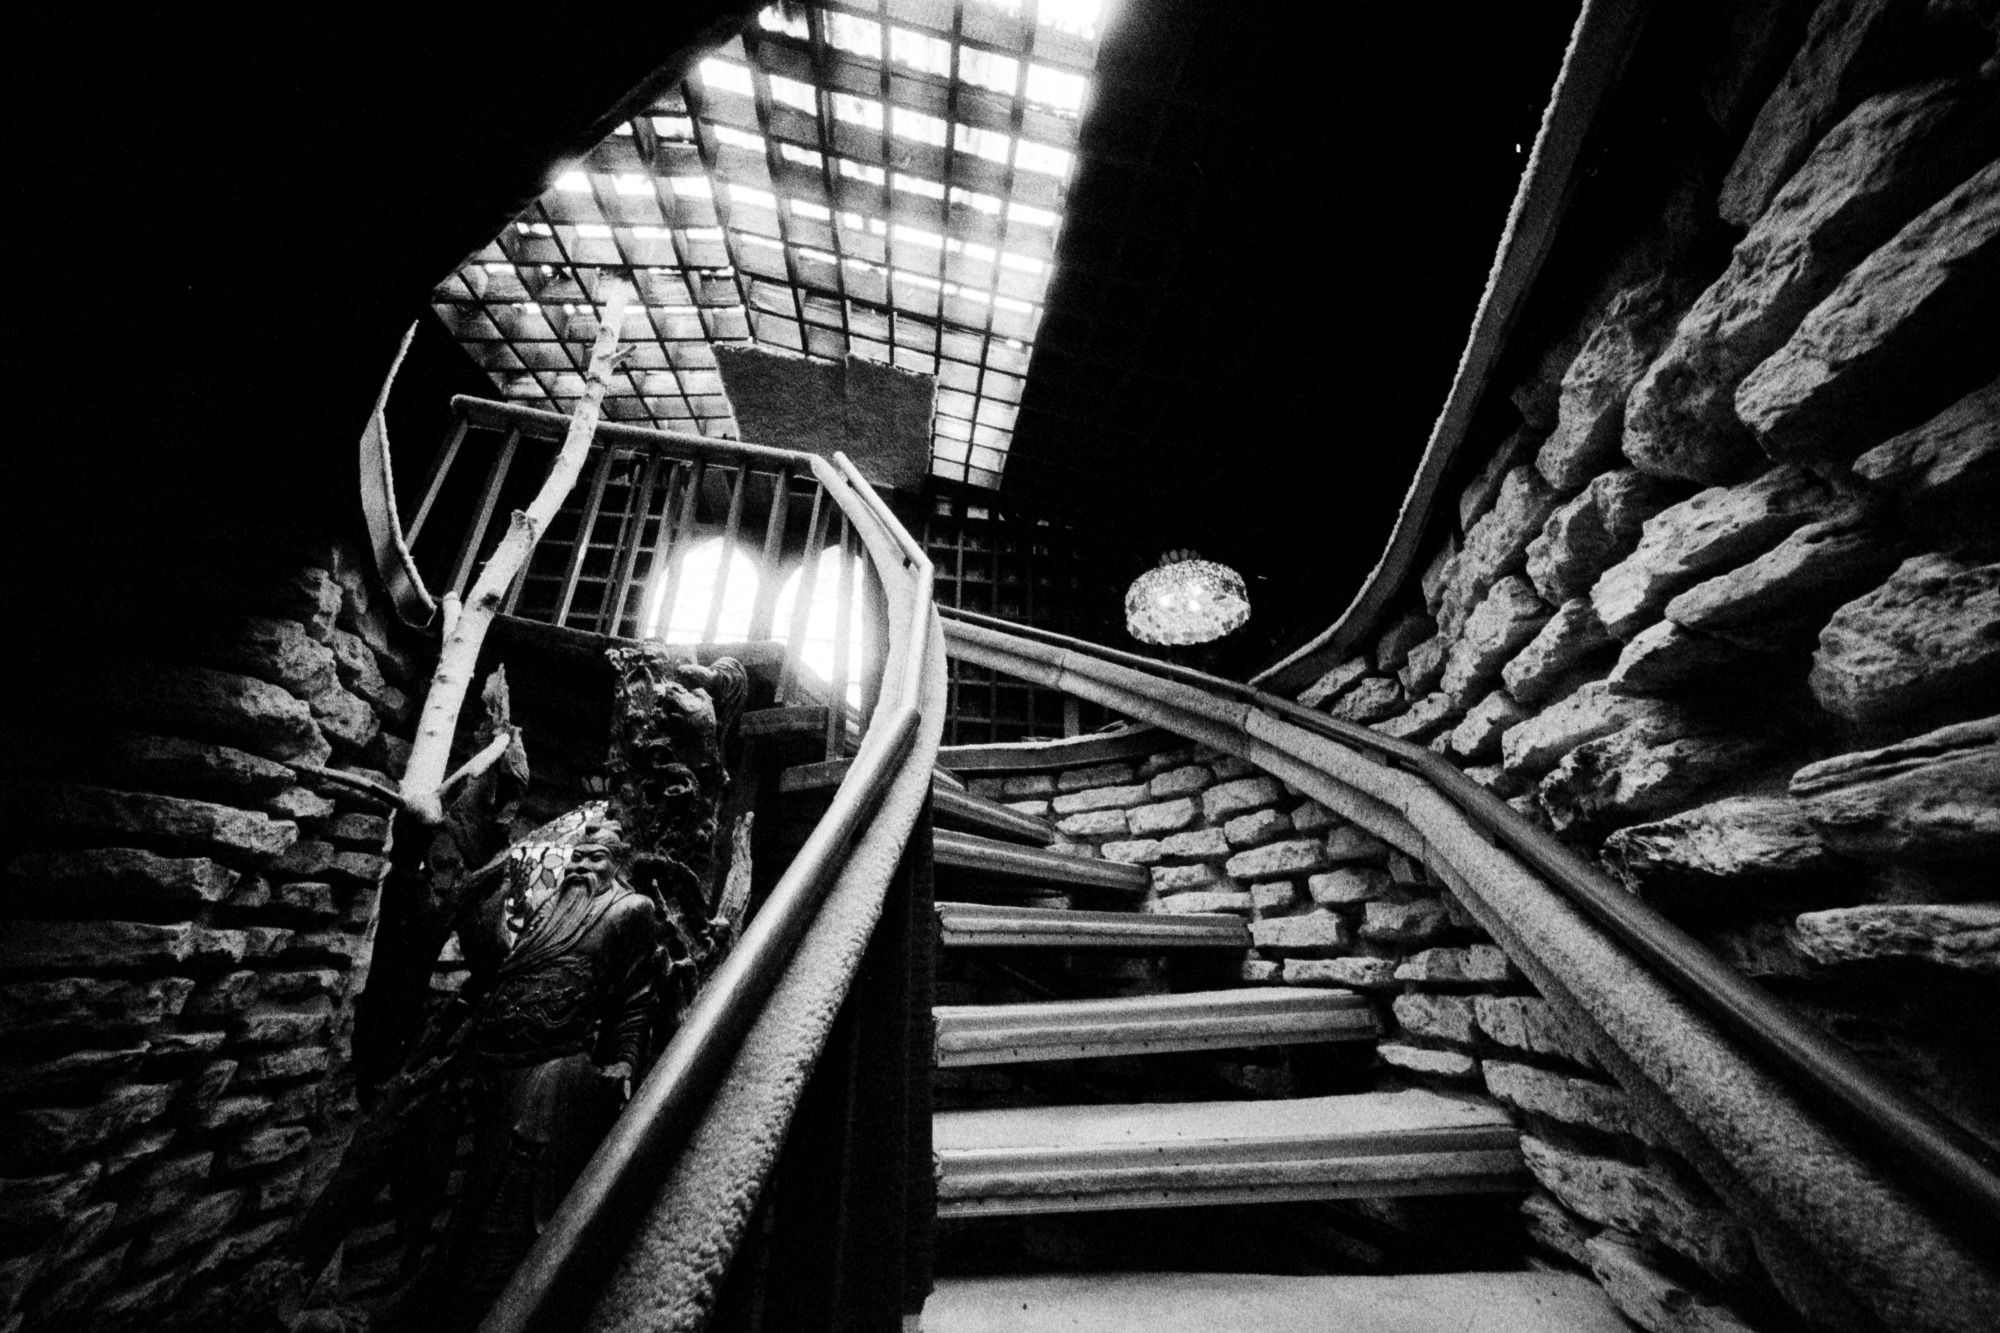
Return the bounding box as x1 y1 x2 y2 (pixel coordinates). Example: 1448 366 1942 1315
368 395 944 1333
411 396 876 749
940 605 2000 1332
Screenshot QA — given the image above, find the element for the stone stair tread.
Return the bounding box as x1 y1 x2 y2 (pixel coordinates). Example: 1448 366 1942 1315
926 1270 1627 1333
933 828 1149 895
938 901 1247 949
934 987 1375 1066
779 766 1057 844
935 1089 1524 1216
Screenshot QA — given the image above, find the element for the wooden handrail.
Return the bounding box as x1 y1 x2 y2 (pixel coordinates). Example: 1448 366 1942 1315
472 449 939 1333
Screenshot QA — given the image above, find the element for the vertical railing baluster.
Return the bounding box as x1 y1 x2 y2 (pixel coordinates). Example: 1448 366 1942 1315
632 461 685 638
449 428 519 601
701 464 748 645
555 445 616 628
406 414 470 546
777 483 830 706
826 514 855 756
748 468 792 642
651 459 706 640
605 452 660 637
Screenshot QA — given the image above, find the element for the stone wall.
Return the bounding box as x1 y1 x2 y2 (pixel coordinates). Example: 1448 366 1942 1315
0 542 426 1330
1290 2 1997 1327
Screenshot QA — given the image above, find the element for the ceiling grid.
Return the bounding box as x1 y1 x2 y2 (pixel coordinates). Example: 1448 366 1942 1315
430 0 1107 488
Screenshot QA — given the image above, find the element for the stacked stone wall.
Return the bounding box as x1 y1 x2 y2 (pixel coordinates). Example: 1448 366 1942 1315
1291 3 1996 1327
0 543 426 1330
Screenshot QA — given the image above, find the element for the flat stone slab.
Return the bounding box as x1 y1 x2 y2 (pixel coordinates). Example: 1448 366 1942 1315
927 1270 1627 1333
935 1088 1521 1216
936 901 1248 951
934 988 1376 1068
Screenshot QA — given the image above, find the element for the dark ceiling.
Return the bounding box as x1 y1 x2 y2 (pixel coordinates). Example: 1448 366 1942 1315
15 1 1575 671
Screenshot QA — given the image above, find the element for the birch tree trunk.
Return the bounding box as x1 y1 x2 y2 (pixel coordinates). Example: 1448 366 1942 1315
399 279 632 824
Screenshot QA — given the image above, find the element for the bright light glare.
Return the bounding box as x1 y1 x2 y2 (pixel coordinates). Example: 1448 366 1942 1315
646 539 760 642
773 549 868 704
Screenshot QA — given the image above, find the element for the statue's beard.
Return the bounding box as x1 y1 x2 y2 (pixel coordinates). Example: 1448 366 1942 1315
560 869 602 897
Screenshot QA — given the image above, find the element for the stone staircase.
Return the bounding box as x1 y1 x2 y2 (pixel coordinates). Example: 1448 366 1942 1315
915 782 1599 1328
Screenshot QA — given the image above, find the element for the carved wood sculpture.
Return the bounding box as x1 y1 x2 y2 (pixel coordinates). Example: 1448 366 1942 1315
286 648 747 1330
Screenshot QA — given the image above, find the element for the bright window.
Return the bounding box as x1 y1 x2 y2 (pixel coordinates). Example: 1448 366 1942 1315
646 539 760 642
773 547 869 703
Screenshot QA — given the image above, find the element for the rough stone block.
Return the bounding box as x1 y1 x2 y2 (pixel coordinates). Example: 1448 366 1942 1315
1249 910 1350 955
1156 890 1253 916
98 732 298 805
1004 799 1051 818
1051 784 1150 815
136 1188 245 1267
1793 902 1998 972
1239 959 1282 984
1664 504 1899 647
1146 764 1213 799
1055 808 1128 839
1127 798 1197 837
1398 945 1515 985
1501 681 1676 776
1283 956 1398 989
1852 374 1999 506
1607 620 1757 695
322 812 390 849
1485 1061 1658 1144
1297 658 1370 709
1099 838 1162 865
1528 470 1684 606
1438 468 1564 638
308 682 379 754
1809 554 2000 724
6 848 238 916
1391 993 1478 1046
197 616 338 700
1056 762 1137 793
1201 776 1284 822
1520 1191 1595 1267
1791 715 1999 862
1331 676 1405 724
1738 162 2000 464
233 1047 329 1084
0 921 228 975
1375 611 1435 674
1541 729 1769 833
264 785 335 823
1 1082 180 1174
1223 807 1291 849
1538 276 1681 489
91 662 331 767
1603 795 1832 897
1151 863 1232 895
216 1125 311 1174
999 774 1055 799
1632 78 1997 482
327 626 399 717
1449 690 1531 761
1 783 297 866
1474 996 1597 1068
1375 692 1460 743
1447 578 1554 707
1307 866 1390 906
1225 838 1327 881
1288 800 1337 835
0 976 194 1041
1591 465 1834 639
1250 881 1300 914
1520 1136 1749 1281
1586 1233 1760 1333
1377 1044 1479 1080
1158 828 1230 861
1502 600 1617 705
1461 427 1540 529
1361 897 1451 945
1421 538 1460 614
1323 826 1391 864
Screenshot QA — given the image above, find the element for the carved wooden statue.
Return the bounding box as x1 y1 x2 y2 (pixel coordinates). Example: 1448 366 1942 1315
284 651 747 1331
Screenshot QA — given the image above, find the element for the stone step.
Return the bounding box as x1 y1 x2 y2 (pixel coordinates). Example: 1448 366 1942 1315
934 1089 1524 1217
933 829 1150 896
778 763 1056 845
926 1270 1626 1333
937 901 1248 951
934 987 1375 1068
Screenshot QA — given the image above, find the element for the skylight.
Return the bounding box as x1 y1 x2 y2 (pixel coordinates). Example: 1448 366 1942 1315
431 1 1113 484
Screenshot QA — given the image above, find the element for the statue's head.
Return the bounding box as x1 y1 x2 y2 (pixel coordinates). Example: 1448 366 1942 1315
561 822 627 897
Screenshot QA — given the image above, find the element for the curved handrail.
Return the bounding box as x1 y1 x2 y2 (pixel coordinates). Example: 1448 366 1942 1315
466 445 940 1333
940 606 2000 1330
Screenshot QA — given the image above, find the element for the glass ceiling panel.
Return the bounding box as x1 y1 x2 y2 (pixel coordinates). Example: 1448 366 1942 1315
429 0 1110 488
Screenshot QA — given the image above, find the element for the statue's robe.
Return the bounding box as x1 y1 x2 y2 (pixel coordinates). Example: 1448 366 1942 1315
426 878 659 1320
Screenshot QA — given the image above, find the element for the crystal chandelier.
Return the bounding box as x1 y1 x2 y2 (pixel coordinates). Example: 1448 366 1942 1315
1125 550 1251 645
